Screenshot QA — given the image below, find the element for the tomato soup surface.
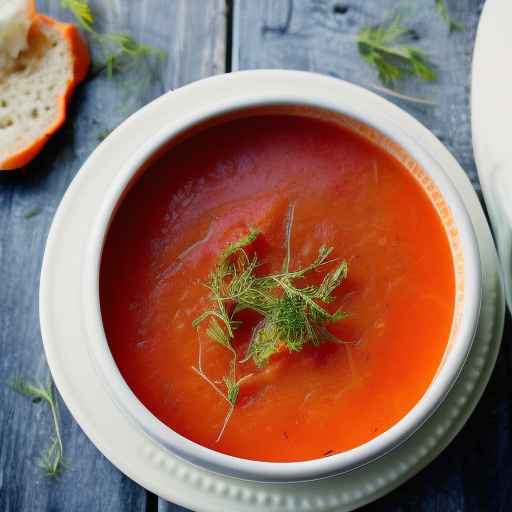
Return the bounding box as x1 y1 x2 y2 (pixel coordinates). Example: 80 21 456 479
100 114 455 462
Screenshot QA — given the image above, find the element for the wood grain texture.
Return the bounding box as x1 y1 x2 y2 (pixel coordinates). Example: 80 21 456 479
0 1 225 511
232 1 512 511
233 0 483 189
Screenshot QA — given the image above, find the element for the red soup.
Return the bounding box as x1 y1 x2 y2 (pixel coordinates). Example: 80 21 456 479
100 114 455 462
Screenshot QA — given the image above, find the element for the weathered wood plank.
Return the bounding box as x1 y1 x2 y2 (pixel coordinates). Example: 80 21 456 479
232 1 512 511
233 0 483 189
0 1 225 511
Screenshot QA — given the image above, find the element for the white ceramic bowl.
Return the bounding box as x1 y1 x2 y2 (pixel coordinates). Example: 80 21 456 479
82 70 481 483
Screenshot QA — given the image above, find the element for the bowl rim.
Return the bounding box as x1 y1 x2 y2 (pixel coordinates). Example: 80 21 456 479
82 71 481 482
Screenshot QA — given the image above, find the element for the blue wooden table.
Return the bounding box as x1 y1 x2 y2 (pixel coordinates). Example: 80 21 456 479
1 1 511 511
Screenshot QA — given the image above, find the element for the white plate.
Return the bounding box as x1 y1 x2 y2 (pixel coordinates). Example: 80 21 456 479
472 0 512 310
40 72 505 512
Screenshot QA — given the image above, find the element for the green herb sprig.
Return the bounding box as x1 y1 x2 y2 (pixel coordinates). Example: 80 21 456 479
23 207 42 219
192 209 349 440
357 15 436 86
192 332 252 442
435 0 465 33
59 0 166 78
11 377 65 478
60 0 94 31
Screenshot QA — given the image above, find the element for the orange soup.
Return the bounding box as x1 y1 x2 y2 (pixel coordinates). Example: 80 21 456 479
100 114 455 462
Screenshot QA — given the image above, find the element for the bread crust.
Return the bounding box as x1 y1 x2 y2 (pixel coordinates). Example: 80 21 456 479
0 14 90 171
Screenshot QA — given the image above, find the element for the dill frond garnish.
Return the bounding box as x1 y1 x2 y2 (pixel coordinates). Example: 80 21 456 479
100 33 166 79
357 15 436 86
59 0 94 32
59 0 166 78
191 331 252 442
23 207 43 219
97 127 112 142
435 0 465 34
11 377 65 478
192 212 349 440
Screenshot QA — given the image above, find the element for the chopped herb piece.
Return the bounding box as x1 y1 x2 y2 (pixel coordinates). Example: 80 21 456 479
23 207 42 219
100 33 166 79
11 377 65 477
357 15 437 86
60 0 93 31
221 227 259 260
435 0 465 33
97 127 111 142
60 0 166 78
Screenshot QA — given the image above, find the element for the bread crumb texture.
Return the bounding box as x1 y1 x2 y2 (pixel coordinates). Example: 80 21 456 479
0 0 35 68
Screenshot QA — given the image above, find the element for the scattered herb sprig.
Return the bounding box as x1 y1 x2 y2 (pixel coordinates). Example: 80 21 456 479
357 15 436 86
97 127 112 142
11 377 65 478
192 209 349 440
435 0 465 33
60 0 166 78
23 207 42 219
60 0 94 30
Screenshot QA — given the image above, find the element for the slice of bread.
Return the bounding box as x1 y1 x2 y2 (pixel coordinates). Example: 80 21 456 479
0 14 90 170
0 0 35 69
